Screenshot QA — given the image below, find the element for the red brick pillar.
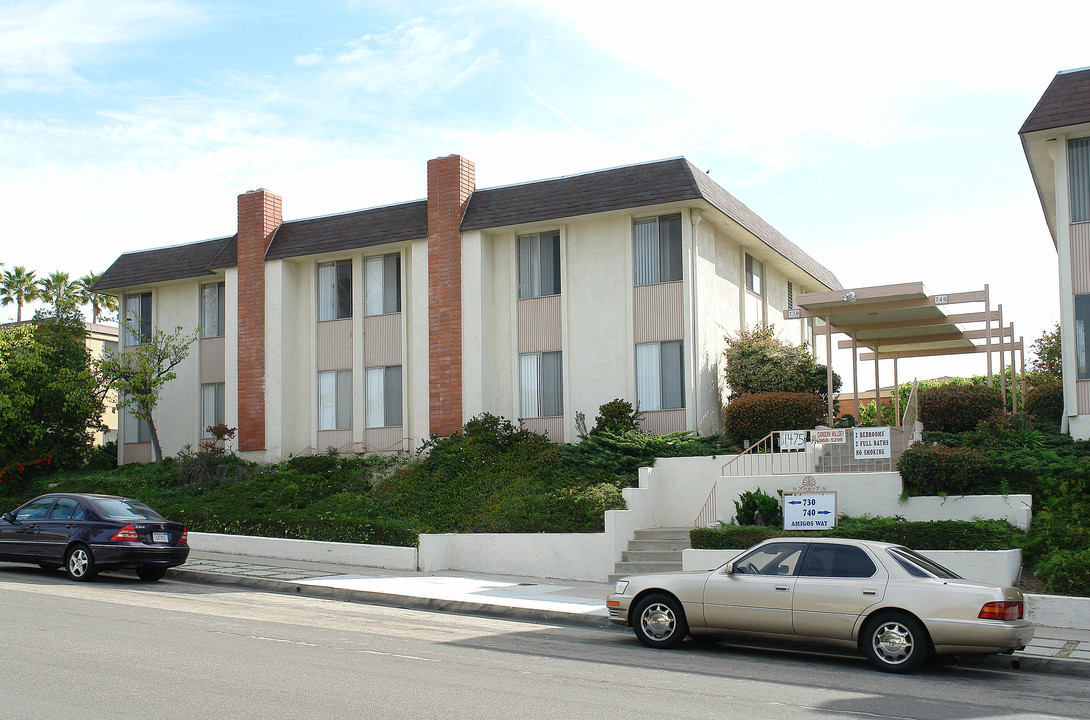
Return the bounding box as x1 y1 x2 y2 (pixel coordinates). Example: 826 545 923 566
236 189 282 452
427 155 475 437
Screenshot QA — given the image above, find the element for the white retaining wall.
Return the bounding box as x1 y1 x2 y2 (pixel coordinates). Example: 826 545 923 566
188 531 418 571
682 548 1024 587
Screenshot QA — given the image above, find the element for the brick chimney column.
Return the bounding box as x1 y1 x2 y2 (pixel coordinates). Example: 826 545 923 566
427 155 475 437
236 189 282 452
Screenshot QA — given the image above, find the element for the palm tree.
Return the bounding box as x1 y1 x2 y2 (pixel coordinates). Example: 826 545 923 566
38 270 86 315
1 265 39 321
78 270 118 324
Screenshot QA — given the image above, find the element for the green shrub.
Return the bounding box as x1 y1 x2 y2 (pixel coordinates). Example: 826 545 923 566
1034 548 1090 596
286 454 340 475
897 444 993 496
733 488 782 526
593 398 642 435
1025 379 1063 427
691 517 1024 552
918 384 1003 433
723 392 824 444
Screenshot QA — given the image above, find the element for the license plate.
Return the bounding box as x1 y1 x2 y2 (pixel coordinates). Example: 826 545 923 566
152 532 169 543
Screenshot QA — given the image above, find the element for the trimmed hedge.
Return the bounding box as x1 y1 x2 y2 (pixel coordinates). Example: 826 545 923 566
1025 379 1063 426
723 391 824 444
918 384 1003 433
897 444 993 496
691 517 1024 551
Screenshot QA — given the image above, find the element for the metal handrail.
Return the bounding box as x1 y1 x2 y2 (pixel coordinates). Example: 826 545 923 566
694 484 717 528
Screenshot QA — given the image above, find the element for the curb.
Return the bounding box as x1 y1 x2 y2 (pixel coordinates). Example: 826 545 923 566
168 567 619 631
946 653 1090 679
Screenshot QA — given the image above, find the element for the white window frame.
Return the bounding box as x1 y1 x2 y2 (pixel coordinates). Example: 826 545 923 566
365 253 401 316
365 365 403 428
636 341 685 411
518 230 561 299
200 382 225 438
318 369 352 430
200 282 225 339
519 351 563 418
634 214 683 286
317 260 352 322
123 292 152 347
1070 137 1090 224
744 253 765 327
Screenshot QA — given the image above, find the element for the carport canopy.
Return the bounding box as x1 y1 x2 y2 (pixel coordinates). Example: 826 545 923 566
784 282 1024 425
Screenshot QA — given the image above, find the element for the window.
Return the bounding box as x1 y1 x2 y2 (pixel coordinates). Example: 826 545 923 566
1070 137 1090 223
731 542 807 575
365 366 403 428
800 544 877 578
49 497 85 521
1077 295 1090 380
787 281 794 310
519 351 563 418
365 254 401 316
745 253 764 326
200 382 226 438
201 282 226 338
887 547 961 579
518 230 561 298
15 498 53 521
122 401 152 443
123 292 152 346
318 260 352 321
634 214 682 285
636 341 684 411
318 370 352 430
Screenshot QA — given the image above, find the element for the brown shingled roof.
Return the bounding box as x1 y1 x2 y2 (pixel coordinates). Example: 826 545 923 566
266 200 427 260
93 236 234 292
1020 67 1090 134
96 157 840 292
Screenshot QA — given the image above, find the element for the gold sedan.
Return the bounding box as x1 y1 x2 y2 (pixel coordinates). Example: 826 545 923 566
606 537 1034 673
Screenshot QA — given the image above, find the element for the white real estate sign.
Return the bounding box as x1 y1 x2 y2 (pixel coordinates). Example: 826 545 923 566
853 426 891 460
783 492 838 530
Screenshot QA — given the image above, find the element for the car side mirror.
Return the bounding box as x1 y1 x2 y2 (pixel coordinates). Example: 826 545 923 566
723 560 736 574
2 512 14 523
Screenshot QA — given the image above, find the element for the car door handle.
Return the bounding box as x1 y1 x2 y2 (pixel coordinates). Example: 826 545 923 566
862 589 878 596
775 586 790 592
65 524 78 529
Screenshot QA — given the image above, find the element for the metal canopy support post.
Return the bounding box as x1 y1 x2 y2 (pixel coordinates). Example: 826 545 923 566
998 304 1007 408
985 284 994 387
894 358 901 426
873 345 881 424
825 314 833 425
852 331 859 423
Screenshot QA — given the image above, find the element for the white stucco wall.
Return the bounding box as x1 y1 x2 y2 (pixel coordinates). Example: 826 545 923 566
147 281 201 458
408 238 430 450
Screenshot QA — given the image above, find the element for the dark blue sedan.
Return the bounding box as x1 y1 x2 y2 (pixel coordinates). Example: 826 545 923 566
0 493 189 581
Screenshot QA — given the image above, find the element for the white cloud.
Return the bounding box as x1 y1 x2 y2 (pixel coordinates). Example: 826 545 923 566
0 0 202 92
294 52 323 67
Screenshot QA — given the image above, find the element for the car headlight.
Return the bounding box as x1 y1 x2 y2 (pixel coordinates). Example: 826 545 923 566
614 580 629 594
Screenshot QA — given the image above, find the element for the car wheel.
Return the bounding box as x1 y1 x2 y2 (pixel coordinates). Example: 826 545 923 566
65 544 97 582
136 566 167 582
632 594 688 649
863 612 929 673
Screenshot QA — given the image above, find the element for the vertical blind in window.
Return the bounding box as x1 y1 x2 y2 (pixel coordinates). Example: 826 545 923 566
201 282 225 338
124 292 152 346
200 382 225 437
318 261 352 321
519 351 563 417
634 215 682 286
365 254 401 316
1077 295 1090 380
318 370 352 430
518 231 561 299
1071 138 1090 223
366 366 403 427
636 341 685 411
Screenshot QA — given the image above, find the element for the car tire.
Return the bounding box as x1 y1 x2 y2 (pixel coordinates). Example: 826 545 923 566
65 544 97 582
862 612 930 673
136 566 167 582
632 594 688 649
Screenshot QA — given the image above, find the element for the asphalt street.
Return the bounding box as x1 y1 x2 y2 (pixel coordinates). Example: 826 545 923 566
2 567 1088 720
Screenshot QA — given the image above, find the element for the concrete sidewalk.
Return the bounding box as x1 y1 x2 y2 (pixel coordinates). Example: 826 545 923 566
170 552 1090 676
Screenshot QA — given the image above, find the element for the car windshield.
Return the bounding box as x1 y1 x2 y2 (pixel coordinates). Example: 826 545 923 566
92 498 166 521
888 547 961 579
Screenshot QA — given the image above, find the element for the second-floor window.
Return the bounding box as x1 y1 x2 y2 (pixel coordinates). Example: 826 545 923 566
634 214 682 285
123 292 152 347
318 260 352 321
201 282 225 338
365 254 401 316
1071 137 1090 223
745 253 765 327
518 230 561 299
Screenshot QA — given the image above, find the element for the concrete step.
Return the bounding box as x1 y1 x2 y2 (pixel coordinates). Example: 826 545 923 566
621 550 683 563
628 539 691 552
633 527 691 541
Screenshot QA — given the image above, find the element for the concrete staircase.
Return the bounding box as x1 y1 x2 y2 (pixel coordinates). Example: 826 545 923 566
608 527 691 583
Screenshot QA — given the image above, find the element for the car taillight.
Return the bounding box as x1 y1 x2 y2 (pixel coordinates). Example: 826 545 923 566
979 601 1024 620
110 524 140 541
179 527 188 544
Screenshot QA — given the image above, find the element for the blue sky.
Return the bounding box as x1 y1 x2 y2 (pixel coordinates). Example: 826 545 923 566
3 0 1090 389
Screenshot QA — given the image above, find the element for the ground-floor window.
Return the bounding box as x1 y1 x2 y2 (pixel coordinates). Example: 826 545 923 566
318 370 352 430
200 382 225 437
1076 295 1090 379
636 341 684 411
519 351 563 418
366 365 403 427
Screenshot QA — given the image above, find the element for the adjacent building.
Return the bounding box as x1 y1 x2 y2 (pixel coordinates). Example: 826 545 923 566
95 155 841 463
1021 67 1090 438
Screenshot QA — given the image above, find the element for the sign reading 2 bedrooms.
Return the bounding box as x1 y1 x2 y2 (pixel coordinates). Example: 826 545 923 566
853 427 891 460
